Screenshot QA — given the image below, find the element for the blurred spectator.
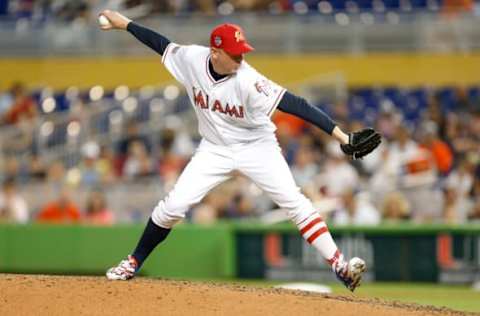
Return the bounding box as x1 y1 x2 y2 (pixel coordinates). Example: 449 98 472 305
442 0 474 16
419 121 453 176
183 0 215 14
442 186 461 224
46 159 66 185
465 112 480 154
447 112 479 157
468 199 480 222
272 110 307 138
64 141 116 187
27 153 47 181
473 162 480 200
306 124 330 156
0 82 477 224
381 191 411 222
55 0 89 22
454 86 475 113
0 84 15 116
425 95 446 137
123 140 153 179
116 120 151 174
78 140 102 187
12 0 35 18
37 187 81 223
1 115 36 156
375 110 400 142
191 177 248 223
316 140 359 197
157 127 188 190
332 190 381 226
390 126 432 181
360 140 387 178
117 119 151 156
2 155 20 181
160 116 196 157
291 143 318 188
442 156 476 223
3 0 476 19
0 178 29 223
96 145 117 184
275 119 300 165
371 125 439 222
191 193 218 225
83 189 114 225
330 101 349 123
191 182 232 224
1 82 37 125
224 192 255 219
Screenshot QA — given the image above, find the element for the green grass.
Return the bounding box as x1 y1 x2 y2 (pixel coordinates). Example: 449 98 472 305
219 280 480 313
329 282 480 313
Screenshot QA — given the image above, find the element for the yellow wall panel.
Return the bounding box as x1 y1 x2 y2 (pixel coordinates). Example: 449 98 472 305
0 53 478 91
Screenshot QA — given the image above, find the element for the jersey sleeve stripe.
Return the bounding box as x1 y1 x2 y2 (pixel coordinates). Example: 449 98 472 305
161 42 174 64
266 88 286 117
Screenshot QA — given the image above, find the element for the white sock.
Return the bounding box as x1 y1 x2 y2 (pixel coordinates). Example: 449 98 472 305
296 213 343 268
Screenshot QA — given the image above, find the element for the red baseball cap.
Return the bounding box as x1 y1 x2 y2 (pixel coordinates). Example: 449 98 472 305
210 23 254 56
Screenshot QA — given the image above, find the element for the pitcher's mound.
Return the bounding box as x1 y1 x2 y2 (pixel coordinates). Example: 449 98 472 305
0 274 469 315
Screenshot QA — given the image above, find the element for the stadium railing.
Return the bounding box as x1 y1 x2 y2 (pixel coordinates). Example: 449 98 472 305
0 13 479 55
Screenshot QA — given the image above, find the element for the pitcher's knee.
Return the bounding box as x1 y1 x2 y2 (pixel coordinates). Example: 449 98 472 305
151 200 186 229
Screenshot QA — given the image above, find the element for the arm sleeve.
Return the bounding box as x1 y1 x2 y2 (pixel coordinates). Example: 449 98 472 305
126 22 171 55
277 91 336 135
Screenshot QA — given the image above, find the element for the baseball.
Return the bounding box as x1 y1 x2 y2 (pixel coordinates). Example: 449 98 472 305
98 15 111 27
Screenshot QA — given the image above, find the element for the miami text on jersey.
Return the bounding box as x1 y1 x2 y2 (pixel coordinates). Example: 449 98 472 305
192 87 244 119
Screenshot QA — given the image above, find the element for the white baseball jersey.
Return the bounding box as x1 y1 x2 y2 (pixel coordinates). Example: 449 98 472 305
153 41 338 265
162 43 286 145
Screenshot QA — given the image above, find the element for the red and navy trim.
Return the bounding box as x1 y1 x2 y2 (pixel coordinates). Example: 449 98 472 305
266 88 286 117
161 42 174 64
327 249 342 267
205 55 231 85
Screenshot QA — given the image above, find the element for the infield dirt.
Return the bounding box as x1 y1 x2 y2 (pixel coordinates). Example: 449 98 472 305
0 274 476 316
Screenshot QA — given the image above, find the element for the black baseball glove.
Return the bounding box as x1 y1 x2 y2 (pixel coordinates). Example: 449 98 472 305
340 128 381 160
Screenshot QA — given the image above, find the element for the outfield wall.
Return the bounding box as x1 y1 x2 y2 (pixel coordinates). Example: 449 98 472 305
1 223 479 282
1 53 479 91
0 223 235 278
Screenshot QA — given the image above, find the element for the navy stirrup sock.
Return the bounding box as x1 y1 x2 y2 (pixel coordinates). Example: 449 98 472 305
131 217 171 269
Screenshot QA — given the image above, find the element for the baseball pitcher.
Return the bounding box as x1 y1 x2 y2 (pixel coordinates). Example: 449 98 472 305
99 10 381 291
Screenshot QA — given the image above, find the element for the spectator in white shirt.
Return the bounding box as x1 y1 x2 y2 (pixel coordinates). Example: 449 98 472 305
333 189 381 226
317 141 359 197
0 178 29 223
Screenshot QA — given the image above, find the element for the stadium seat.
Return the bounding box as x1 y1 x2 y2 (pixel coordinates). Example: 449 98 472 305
46 122 67 148
382 86 407 110
136 100 152 122
54 93 69 112
467 86 479 103
383 0 401 9
436 87 456 113
356 0 374 10
330 0 347 10
410 0 428 9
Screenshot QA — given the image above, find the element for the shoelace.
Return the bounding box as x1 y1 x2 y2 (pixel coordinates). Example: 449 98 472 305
115 260 135 274
334 260 347 276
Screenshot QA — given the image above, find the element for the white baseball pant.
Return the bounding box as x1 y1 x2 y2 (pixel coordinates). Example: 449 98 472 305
151 136 317 228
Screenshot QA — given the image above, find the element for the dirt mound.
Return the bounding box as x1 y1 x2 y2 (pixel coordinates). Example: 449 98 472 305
0 274 474 316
